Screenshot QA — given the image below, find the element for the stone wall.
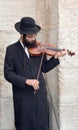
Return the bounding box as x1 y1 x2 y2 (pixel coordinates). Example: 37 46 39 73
58 0 78 130
0 0 78 130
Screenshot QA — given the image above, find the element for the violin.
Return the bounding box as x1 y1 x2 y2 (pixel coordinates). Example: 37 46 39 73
28 42 75 57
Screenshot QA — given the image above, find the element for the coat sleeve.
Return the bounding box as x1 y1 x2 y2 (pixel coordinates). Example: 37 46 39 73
4 47 27 88
41 55 60 73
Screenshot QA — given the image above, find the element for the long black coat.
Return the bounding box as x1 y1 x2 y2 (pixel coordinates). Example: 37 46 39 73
4 41 59 130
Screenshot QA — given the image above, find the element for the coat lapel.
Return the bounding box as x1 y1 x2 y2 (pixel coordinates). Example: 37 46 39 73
15 41 35 69
16 41 30 60
15 41 29 70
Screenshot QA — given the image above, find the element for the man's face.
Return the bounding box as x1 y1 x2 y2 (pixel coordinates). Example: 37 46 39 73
26 34 37 43
22 34 37 48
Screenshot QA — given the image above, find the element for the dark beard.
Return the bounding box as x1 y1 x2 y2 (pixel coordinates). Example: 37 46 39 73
22 34 37 49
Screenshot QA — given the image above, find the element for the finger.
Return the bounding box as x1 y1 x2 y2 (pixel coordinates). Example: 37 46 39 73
34 85 39 90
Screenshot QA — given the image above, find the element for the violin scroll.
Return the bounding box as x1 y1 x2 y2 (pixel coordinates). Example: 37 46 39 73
67 50 75 56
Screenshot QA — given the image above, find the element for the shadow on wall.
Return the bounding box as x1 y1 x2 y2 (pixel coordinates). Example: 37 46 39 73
42 0 60 130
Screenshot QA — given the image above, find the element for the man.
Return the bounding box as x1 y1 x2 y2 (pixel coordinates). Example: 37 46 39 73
4 17 67 130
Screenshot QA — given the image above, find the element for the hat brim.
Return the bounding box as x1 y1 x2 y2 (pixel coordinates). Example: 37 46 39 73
15 22 41 35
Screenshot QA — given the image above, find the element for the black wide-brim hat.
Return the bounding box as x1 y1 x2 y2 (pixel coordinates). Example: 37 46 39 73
15 17 41 35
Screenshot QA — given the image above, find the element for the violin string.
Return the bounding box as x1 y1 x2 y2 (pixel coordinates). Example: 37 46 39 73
46 46 63 51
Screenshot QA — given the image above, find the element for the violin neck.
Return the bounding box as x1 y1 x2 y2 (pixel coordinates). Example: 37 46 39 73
46 46 63 51
46 47 75 56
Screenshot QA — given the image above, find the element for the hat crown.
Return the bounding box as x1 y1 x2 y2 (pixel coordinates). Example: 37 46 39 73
20 17 35 28
15 17 41 34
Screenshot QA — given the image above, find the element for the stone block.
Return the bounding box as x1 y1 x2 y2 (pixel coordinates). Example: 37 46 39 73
60 104 78 130
0 97 14 130
58 0 78 28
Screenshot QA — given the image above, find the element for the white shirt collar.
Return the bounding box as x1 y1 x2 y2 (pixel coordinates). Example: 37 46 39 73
20 40 30 58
